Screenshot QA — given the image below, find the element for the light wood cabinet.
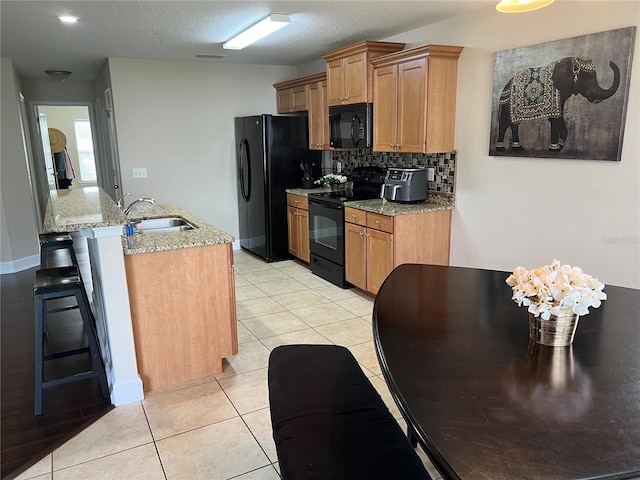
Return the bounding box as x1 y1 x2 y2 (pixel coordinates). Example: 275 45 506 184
345 206 452 295
287 193 310 262
322 41 405 106
372 44 463 154
276 84 308 113
307 74 330 150
274 77 311 113
124 243 238 391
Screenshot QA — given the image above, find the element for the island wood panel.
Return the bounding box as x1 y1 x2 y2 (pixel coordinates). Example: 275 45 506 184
393 209 451 266
124 243 238 391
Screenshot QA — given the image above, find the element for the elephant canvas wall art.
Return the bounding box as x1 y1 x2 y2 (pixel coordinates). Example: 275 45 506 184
489 27 635 161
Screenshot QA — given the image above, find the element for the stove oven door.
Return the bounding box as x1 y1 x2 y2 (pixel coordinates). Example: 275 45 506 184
308 198 344 266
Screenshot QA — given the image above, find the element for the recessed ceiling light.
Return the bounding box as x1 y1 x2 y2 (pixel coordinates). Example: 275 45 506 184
58 15 79 24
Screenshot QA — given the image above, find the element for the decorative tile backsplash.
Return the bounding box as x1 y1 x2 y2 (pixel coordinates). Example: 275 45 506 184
327 149 456 194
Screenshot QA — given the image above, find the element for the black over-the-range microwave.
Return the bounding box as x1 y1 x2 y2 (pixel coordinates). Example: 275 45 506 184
328 102 373 150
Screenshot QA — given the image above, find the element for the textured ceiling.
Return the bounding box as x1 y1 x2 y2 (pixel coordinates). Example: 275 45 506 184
1 1 496 81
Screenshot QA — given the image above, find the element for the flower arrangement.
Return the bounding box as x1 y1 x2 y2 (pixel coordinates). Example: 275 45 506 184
506 260 607 320
314 174 347 186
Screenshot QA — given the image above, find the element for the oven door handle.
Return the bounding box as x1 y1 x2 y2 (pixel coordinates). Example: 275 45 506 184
308 200 344 210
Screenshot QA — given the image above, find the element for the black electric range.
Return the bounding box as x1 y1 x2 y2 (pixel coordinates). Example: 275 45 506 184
307 167 386 288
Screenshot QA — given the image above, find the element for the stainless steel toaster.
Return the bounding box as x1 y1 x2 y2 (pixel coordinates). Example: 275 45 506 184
380 168 427 203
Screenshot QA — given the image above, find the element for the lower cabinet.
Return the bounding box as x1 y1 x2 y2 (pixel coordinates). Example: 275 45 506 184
124 243 238 391
345 207 452 295
287 193 310 263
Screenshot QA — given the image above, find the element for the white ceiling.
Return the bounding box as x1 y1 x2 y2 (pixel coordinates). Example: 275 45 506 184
1 0 497 81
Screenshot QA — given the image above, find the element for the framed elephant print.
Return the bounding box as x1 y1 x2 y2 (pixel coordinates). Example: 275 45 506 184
489 26 636 161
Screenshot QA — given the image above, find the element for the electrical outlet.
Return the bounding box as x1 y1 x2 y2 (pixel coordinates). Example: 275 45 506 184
427 167 435 182
132 168 148 179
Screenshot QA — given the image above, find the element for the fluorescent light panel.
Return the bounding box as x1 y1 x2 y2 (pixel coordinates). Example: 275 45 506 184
223 14 290 50
496 0 554 13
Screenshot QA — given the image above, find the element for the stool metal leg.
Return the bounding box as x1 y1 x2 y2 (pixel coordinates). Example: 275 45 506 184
34 293 45 416
75 289 109 398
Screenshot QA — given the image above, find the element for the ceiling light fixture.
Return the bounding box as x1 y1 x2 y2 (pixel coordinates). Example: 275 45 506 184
45 70 72 82
223 14 290 50
496 0 554 13
58 15 78 23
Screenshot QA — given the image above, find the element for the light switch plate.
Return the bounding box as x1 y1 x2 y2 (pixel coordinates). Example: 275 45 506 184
427 167 435 182
132 168 148 179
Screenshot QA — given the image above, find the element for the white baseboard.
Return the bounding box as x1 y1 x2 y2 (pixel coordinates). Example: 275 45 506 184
0 254 40 274
110 376 145 406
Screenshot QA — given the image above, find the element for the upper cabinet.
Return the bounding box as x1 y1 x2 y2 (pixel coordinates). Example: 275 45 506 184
322 41 405 106
307 73 330 150
274 76 311 113
371 44 463 154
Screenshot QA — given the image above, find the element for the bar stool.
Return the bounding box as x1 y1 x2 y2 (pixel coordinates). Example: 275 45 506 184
34 265 109 416
39 232 79 269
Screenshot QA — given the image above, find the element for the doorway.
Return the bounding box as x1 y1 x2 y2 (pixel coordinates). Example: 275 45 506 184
30 102 107 223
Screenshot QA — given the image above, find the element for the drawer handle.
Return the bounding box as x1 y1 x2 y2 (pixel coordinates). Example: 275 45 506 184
351 214 357 218
375 220 380 224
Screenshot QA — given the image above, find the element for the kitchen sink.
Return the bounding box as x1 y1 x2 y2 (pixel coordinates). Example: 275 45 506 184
131 216 196 234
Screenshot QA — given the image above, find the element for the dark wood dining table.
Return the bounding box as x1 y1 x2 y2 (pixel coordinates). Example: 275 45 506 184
373 264 640 480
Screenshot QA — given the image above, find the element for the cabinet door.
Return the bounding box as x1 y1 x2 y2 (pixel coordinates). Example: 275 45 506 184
320 80 330 148
344 52 367 104
373 64 398 153
287 205 299 257
345 222 367 290
292 84 308 111
397 59 427 153
298 208 310 263
367 229 394 295
327 58 346 106
277 88 292 114
308 81 325 150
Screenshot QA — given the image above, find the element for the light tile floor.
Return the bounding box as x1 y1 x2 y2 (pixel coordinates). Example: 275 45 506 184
16 249 443 480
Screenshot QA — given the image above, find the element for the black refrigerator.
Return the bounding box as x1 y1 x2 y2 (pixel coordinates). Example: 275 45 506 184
235 114 321 262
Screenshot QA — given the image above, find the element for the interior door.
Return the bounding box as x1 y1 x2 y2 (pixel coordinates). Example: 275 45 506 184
36 112 57 192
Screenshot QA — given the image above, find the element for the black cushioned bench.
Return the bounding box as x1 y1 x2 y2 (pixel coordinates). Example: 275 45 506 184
268 344 431 480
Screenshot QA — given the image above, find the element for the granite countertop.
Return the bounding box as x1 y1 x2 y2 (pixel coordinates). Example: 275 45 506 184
286 186 455 215
122 203 234 255
345 195 455 215
43 186 128 232
286 186 343 197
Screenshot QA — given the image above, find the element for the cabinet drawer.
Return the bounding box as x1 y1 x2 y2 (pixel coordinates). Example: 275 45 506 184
286 194 308 210
345 207 366 226
367 212 393 233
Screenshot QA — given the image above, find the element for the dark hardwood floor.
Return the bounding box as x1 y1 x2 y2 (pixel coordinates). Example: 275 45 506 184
1 239 113 479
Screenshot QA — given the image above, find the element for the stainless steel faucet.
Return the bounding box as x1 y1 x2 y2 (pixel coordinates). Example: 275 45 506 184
116 192 131 209
124 198 155 215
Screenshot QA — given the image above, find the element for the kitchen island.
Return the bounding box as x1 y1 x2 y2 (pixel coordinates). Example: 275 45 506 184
122 203 237 391
43 187 237 399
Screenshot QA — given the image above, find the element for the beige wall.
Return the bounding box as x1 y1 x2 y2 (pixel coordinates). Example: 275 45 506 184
108 58 297 236
384 1 639 288
1 58 39 270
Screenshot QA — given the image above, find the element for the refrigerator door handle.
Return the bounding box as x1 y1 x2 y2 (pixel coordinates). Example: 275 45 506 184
239 138 251 201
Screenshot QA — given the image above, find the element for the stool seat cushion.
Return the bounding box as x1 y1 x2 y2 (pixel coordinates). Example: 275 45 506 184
268 344 430 480
34 266 81 294
39 232 74 245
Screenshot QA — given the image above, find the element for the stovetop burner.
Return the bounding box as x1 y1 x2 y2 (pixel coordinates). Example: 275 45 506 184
308 166 386 205
308 189 380 204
